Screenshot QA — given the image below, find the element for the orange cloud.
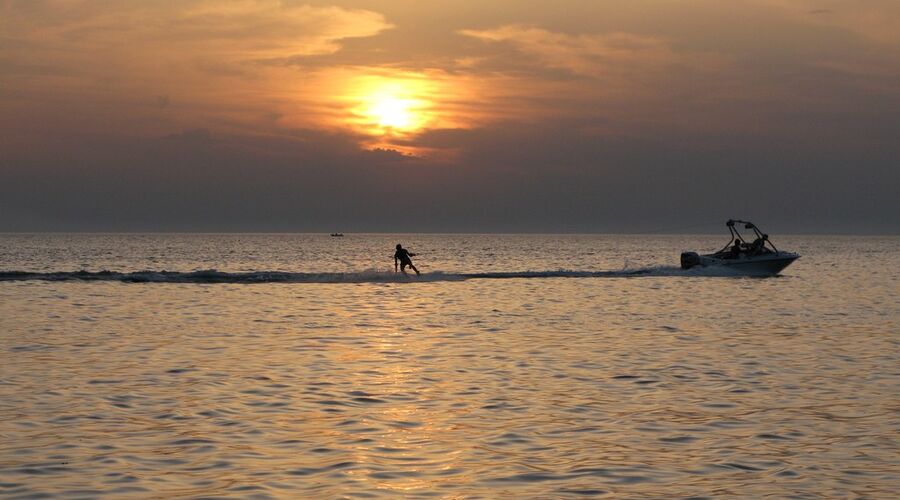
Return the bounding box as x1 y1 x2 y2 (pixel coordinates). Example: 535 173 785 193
459 26 680 78
2 1 392 58
457 25 732 137
0 1 393 138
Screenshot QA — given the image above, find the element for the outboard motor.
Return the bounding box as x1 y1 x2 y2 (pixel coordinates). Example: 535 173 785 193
681 251 701 269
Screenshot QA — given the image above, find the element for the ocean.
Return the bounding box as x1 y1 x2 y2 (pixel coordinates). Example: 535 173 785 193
1 233 897 498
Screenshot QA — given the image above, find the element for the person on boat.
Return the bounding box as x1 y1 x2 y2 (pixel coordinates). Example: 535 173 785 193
748 235 767 255
730 239 743 258
394 244 420 275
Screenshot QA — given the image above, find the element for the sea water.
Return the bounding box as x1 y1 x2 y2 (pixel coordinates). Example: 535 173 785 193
0 234 897 498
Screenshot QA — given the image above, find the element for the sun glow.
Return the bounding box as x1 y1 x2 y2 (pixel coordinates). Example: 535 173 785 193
330 71 477 155
357 83 428 133
367 94 417 129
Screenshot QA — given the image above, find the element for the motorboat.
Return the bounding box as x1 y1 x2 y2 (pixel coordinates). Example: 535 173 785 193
680 220 799 275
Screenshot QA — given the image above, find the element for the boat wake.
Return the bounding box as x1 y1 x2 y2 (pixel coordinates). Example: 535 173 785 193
0 266 750 284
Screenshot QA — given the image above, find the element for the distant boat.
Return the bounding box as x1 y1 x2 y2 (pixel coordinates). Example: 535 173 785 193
680 219 799 275
330 233 344 237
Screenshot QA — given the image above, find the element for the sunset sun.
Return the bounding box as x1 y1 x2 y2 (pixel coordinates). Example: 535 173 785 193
367 94 417 129
360 86 427 133
341 76 437 140
333 71 476 153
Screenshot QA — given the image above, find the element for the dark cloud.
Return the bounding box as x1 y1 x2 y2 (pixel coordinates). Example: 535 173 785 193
1 118 897 233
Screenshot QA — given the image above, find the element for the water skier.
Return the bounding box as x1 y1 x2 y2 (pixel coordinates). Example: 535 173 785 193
394 244 420 275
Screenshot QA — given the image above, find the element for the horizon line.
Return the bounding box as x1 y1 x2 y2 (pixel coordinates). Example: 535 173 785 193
1 230 898 236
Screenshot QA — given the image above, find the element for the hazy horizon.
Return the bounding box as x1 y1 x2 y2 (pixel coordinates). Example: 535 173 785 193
1 228 898 236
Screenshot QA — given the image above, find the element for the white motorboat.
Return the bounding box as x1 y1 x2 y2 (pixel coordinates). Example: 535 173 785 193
680 220 799 275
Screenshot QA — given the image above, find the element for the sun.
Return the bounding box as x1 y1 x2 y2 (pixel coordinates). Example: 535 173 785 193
350 80 430 135
367 95 416 129
334 72 468 154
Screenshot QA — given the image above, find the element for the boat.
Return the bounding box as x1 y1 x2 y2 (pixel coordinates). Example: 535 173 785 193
680 220 799 275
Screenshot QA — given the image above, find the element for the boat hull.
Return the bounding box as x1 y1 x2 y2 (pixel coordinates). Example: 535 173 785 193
681 252 799 276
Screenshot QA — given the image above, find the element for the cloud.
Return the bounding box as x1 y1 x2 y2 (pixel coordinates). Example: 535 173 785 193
459 25 683 78
0 1 393 139
2 118 896 233
458 24 729 95
455 25 737 139
1 1 392 58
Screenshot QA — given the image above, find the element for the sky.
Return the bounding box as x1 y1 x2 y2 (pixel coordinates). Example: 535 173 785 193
1 0 898 233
